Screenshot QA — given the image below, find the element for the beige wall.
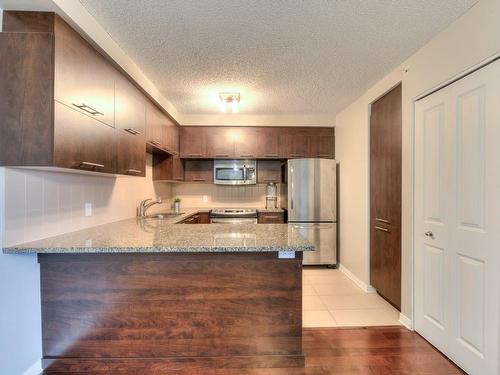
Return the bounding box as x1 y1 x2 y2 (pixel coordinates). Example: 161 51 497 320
335 0 500 320
171 183 278 209
3 155 172 246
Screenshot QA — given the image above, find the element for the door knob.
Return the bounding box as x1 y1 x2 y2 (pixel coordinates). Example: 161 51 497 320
424 231 434 238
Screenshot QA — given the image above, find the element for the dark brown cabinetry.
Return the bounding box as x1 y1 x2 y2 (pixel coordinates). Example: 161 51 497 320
258 212 285 224
146 102 166 151
54 14 115 128
180 127 207 158
153 154 184 182
178 127 335 161
257 160 282 183
184 160 213 183
115 76 146 176
205 127 235 158
369 84 402 310
180 212 210 224
54 101 116 173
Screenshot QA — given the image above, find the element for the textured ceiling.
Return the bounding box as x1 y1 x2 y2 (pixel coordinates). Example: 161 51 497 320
79 0 478 116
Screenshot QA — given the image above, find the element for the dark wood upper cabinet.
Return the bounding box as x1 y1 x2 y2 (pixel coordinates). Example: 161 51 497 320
146 102 166 150
53 101 115 173
308 129 335 158
153 154 184 181
234 128 258 158
164 122 180 154
257 160 282 184
184 160 213 183
54 15 115 128
115 75 146 176
255 128 280 158
180 127 207 158
205 127 235 158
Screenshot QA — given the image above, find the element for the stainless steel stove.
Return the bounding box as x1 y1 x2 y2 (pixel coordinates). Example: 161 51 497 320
209 208 258 224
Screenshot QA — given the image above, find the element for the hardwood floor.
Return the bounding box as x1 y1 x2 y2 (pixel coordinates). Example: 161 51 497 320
43 327 464 374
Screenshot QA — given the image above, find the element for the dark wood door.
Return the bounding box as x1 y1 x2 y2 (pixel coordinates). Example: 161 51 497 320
257 160 282 183
184 160 213 183
206 127 235 158
54 16 115 128
257 212 285 223
308 129 335 158
281 129 309 158
164 123 179 154
234 127 258 158
370 84 402 310
53 101 115 173
180 127 207 158
115 76 146 176
255 128 280 159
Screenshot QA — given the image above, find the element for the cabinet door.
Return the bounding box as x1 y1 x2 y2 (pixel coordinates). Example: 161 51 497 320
255 128 281 159
153 154 184 181
257 212 284 224
257 160 282 183
145 102 166 150
234 127 258 158
115 77 146 176
309 129 335 158
197 212 210 224
280 128 309 158
184 160 213 183
205 127 235 158
164 123 179 154
54 16 115 128
53 101 115 173
180 127 206 158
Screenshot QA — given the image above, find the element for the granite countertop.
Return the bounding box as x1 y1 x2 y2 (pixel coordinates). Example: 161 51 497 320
3 208 311 254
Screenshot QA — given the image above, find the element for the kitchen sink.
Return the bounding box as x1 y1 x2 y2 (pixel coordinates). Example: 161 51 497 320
145 212 184 219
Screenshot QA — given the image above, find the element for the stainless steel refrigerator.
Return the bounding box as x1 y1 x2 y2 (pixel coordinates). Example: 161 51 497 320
283 158 337 266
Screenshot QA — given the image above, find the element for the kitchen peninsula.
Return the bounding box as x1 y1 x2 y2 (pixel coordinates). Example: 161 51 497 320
4 216 312 373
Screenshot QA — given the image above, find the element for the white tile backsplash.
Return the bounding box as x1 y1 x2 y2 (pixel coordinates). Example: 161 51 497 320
3 155 172 246
171 183 280 208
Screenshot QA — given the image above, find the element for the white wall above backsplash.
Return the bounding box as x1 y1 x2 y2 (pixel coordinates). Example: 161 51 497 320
3 155 172 247
171 183 279 209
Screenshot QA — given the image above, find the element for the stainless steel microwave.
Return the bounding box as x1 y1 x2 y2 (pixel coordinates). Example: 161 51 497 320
213 160 256 185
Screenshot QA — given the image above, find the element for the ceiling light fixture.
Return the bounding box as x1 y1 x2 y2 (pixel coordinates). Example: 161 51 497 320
219 92 240 113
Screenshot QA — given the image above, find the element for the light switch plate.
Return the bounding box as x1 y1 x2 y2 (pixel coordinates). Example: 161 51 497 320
278 251 295 259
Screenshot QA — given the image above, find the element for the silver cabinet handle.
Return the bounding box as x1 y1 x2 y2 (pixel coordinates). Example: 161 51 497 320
264 154 279 157
239 154 254 157
73 103 103 116
79 161 105 169
126 169 142 174
263 215 279 219
375 218 390 224
191 178 206 181
375 226 390 232
425 231 434 238
215 154 229 157
186 153 203 157
149 140 161 146
125 128 141 135
290 154 305 157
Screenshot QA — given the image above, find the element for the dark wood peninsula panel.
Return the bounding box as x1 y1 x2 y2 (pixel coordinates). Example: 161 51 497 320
38 252 303 373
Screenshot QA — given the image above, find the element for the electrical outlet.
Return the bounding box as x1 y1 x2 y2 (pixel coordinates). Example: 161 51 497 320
85 202 92 217
202 195 209 202
85 239 92 247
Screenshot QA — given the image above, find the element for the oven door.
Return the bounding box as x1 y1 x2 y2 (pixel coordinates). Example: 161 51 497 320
210 217 258 224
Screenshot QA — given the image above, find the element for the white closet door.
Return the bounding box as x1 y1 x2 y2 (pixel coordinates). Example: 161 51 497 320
415 60 500 375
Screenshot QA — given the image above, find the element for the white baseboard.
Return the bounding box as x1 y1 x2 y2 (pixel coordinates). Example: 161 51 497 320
399 313 412 330
339 264 376 293
21 360 42 375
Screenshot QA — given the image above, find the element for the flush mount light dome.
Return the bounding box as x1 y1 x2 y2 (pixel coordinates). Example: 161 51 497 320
219 92 240 113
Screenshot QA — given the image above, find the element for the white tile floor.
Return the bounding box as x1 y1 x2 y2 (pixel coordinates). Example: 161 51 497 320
302 268 401 328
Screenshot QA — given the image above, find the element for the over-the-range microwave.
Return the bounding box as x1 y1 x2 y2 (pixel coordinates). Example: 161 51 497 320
213 160 256 185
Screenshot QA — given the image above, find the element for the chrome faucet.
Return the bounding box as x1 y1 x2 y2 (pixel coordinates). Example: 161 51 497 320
138 197 163 217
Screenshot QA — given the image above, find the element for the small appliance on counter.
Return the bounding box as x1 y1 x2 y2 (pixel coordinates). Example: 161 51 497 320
265 182 278 209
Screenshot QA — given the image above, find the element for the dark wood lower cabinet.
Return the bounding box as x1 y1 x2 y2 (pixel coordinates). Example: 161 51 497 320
258 212 285 223
38 252 303 373
370 84 402 310
180 212 210 223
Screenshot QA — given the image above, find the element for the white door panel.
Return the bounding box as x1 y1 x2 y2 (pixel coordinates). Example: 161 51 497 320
415 60 500 375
